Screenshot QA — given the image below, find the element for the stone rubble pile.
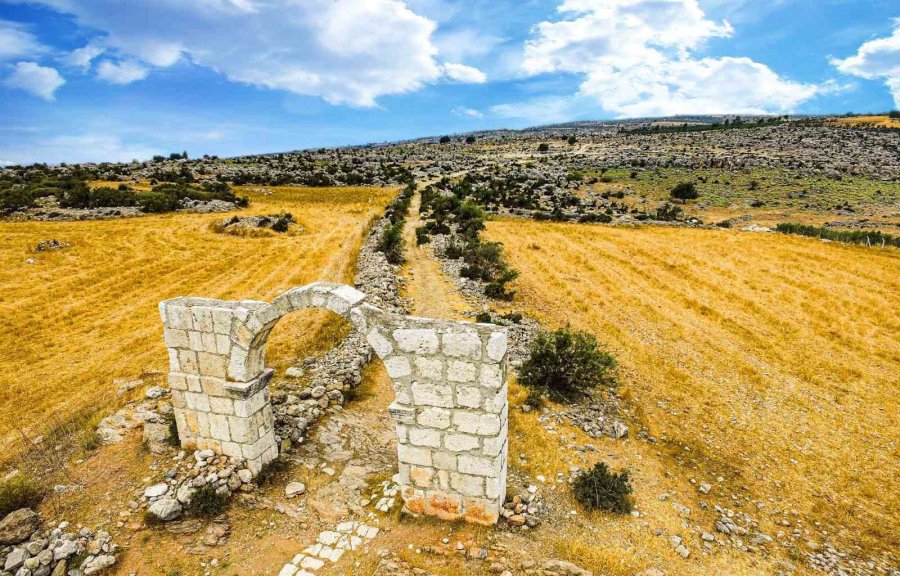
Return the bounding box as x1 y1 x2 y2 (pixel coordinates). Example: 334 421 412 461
141 449 257 523
0 509 117 576
95 385 172 448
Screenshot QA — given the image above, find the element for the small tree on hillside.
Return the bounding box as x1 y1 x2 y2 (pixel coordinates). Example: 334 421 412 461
538 143 550 152
567 135 577 145
670 181 699 203
439 136 452 144
889 110 900 119
465 135 476 144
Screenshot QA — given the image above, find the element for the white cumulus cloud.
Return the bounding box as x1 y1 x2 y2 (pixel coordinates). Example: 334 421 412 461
442 62 487 83
96 59 149 85
0 20 46 61
6 61 65 100
62 42 105 70
452 106 484 118
26 0 484 106
511 0 823 119
831 19 900 107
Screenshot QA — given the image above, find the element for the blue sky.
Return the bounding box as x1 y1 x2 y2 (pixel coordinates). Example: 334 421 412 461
0 0 898 165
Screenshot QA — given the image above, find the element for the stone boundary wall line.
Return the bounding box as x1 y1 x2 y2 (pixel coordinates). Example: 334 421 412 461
159 282 509 525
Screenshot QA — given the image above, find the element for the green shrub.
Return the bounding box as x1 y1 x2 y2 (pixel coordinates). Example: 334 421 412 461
377 221 405 264
519 327 616 400
0 187 34 213
0 472 43 517
475 311 492 323
136 191 180 213
484 269 518 301
415 226 430 245
775 222 900 248
188 484 228 518
670 181 698 203
538 143 550 152
573 462 632 514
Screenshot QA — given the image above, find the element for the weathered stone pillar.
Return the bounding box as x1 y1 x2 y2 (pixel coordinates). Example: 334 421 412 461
365 314 509 525
159 297 279 473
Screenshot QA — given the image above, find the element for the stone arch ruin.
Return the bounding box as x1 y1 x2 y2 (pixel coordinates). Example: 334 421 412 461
159 282 509 525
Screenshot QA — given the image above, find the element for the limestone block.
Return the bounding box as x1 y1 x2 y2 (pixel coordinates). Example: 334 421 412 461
409 466 434 488
393 328 439 354
168 373 187 391
366 328 393 358
441 331 482 359
211 308 232 334
481 425 508 457
397 444 432 467
184 392 210 413
447 360 477 383
482 381 507 413
228 416 256 443
424 491 462 521
177 349 199 374
188 330 203 350
209 396 235 415
478 363 504 389
164 328 189 349
486 331 508 362
384 356 411 379
411 381 453 408
201 332 217 353
395 424 408 444
450 472 484 497
186 375 202 392
191 308 214 333
167 305 192 330
167 349 181 372
414 356 443 380
444 433 479 452
215 334 231 355
197 352 228 379
458 454 500 478
433 451 457 471
463 497 499 525
456 386 482 408
408 428 441 448
417 407 451 429
452 411 501 436
209 413 231 441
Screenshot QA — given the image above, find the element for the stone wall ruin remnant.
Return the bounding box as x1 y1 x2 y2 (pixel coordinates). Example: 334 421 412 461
159 281 508 525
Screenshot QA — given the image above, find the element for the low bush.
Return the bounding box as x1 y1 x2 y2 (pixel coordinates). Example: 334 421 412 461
475 311 492 323
573 462 633 514
0 472 43 517
188 484 228 518
377 221 405 264
255 456 290 487
775 222 900 248
0 187 34 213
519 326 616 401
415 226 430 245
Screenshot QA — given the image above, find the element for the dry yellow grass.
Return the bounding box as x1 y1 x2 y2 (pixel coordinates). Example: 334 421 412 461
488 219 899 562
831 115 900 129
0 186 394 461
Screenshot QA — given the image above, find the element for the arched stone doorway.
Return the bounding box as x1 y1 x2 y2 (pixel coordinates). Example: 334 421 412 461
159 281 509 525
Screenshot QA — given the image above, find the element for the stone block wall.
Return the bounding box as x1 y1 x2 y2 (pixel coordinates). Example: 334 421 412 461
159 297 278 474
364 312 509 525
159 282 508 524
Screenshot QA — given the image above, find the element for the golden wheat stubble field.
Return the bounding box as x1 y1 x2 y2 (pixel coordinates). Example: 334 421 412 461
488 219 900 556
0 186 394 461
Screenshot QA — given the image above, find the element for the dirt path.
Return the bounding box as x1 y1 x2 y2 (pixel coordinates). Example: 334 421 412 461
400 189 471 320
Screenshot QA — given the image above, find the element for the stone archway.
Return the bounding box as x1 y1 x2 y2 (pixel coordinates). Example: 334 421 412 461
159 281 509 525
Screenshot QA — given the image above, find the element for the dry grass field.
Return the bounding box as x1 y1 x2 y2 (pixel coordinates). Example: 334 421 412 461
487 219 900 561
831 115 900 129
0 186 393 462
